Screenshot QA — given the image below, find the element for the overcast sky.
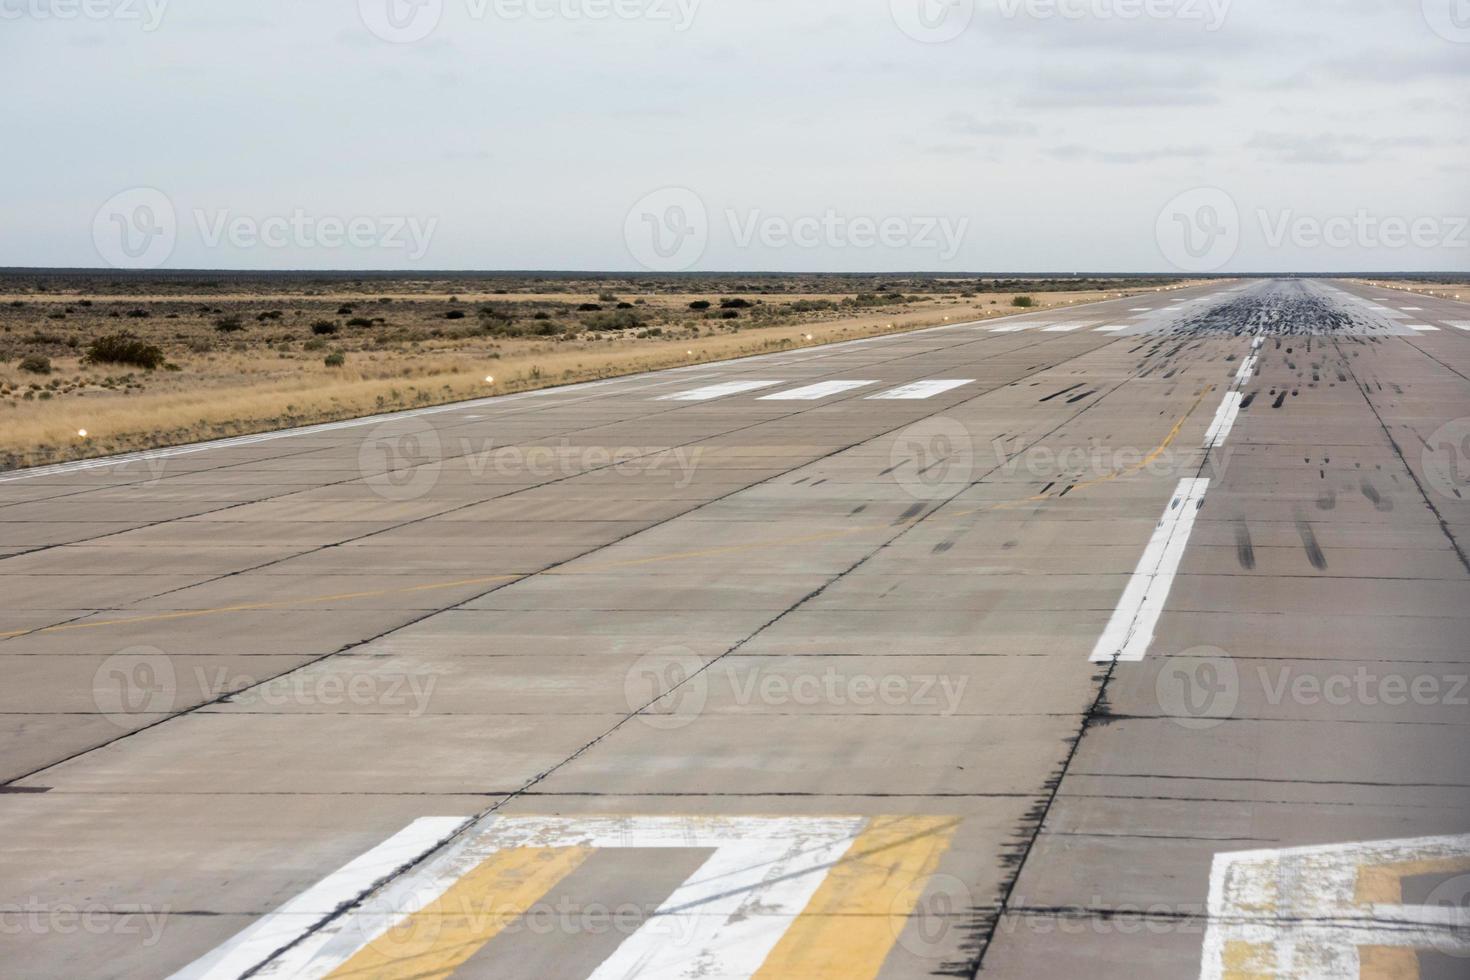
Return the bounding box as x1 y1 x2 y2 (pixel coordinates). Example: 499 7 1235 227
4 0 1468 272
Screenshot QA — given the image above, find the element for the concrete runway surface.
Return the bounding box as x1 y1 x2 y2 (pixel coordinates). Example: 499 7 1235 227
2 278 1468 979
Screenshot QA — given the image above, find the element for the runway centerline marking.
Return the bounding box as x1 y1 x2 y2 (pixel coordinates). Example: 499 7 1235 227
1089 477 1211 663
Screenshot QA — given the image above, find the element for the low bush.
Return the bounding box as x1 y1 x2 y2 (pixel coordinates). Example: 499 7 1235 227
214 316 245 332
87 333 165 369
324 352 346 367
19 353 51 375
312 320 340 336
1011 295 1034 308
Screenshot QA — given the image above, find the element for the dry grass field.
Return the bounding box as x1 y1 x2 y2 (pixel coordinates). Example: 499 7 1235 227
0 272 1199 470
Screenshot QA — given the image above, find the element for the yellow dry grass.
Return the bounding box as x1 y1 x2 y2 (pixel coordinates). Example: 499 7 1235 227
1 285 1186 468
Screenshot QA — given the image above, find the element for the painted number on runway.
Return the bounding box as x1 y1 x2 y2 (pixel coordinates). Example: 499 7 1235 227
1202 834 1470 979
177 815 959 980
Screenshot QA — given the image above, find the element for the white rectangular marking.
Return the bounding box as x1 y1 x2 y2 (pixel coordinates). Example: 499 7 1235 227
1094 325 1131 333
1401 306 1424 311
1089 478 1211 663
1407 324 1440 332
169 817 469 980
867 379 974 400
989 323 1033 333
1234 355 1258 384
1449 322 1470 330
1203 391 1243 449
1042 324 1087 332
757 380 878 401
659 380 783 401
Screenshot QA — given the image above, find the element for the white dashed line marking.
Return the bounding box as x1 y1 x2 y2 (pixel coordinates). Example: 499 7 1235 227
867 379 975 400
758 380 879 401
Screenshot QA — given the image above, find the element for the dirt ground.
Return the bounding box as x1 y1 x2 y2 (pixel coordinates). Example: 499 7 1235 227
0 273 1201 469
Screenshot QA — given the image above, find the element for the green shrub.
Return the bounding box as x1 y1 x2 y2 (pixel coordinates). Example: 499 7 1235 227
1011 295 1034 308
87 333 165 369
312 320 340 335
324 352 346 367
444 310 466 320
346 317 374 328
584 310 643 331
19 353 51 375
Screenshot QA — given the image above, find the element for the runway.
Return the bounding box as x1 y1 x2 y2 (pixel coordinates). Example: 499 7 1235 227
2 278 1468 978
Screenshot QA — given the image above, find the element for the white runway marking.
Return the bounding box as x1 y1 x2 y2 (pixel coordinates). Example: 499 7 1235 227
867 379 975 400
1401 306 1424 311
1449 322 1470 330
1041 323 1088 332
989 323 1033 333
1407 324 1440 332
1234 355 1258 384
1090 478 1211 663
659 380 784 401
1094 325 1131 333
251 816 868 980
1203 392 1243 449
1129 308 1154 312
757 380 878 401
169 817 470 980
1201 834 1470 979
